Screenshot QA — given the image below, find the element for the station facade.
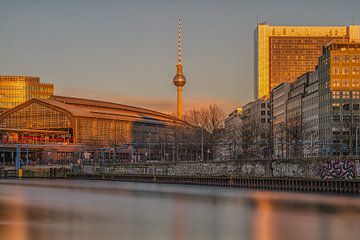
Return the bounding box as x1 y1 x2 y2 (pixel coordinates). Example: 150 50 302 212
0 96 186 163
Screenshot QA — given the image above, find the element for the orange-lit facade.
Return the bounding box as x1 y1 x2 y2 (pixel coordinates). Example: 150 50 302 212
0 75 54 109
0 95 183 146
254 24 360 99
318 41 360 156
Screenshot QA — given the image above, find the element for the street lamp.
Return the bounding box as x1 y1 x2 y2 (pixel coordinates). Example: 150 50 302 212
356 128 359 156
201 127 204 161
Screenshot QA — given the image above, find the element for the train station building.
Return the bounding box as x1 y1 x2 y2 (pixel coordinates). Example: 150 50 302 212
0 96 186 163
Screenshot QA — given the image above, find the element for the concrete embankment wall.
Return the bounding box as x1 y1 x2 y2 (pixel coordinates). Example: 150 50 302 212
78 158 360 180
2 158 360 193
2 157 359 181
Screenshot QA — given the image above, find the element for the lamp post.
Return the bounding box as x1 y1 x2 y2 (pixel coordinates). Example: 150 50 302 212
356 128 359 156
201 127 204 161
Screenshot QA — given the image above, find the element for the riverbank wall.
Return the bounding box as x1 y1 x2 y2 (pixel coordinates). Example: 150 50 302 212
2 158 360 193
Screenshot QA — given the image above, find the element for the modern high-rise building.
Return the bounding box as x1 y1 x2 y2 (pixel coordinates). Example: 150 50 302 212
254 23 360 99
0 75 54 109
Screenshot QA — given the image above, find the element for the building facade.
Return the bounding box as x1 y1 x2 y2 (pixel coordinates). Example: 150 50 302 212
0 95 189 163
302 70 319 157
0 95 183 145
318 41 360 156
240 99 270 158
270 82 290 158
254 23 360 99
0 76 54 109
286 72 309 157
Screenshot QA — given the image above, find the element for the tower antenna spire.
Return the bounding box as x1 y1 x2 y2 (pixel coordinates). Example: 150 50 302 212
178 17 182 64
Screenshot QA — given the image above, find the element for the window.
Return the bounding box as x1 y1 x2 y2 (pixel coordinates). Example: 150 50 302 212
352 67 360 75
353 104 360 110
343 103 350 111
353 55 360 62
332 130 340 135
332 91 341 99
333 55 341 62
332 115 340 123
343 91 350 99
342 67 350 75
343 80 350 87
343 55 350 62
261 110 265 116
261 118 265 123
261 103 265 108
343 115 351 122
353 91 360 99
332 103 340 110
353 79 360 87
332 79 340 87
332 67 340 75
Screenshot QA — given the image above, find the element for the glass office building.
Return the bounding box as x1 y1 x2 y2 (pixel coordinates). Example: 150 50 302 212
0 75 54 109
254 24 360 99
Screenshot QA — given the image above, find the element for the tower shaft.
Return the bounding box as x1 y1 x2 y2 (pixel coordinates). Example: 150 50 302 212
177 87 183 119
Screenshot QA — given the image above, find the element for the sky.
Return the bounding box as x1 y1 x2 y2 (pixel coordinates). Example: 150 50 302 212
0 0 360 114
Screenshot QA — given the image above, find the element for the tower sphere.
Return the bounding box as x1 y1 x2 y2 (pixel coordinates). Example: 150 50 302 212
173 73 186 87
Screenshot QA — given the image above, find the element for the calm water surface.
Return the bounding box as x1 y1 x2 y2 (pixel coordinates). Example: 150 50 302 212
0 179 359 240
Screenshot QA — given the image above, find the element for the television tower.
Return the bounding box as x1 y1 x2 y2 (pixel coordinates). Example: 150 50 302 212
173 17 187 119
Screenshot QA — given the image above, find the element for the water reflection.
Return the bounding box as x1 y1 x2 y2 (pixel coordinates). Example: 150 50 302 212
252 199 274 240
0 180 359 240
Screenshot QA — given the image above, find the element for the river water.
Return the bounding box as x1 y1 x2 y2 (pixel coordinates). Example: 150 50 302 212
0 179 359 240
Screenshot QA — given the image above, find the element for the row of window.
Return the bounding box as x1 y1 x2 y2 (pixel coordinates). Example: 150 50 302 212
332 67 360 75
332 79 360 87
332 91 360 99
332 103 360 111
25 86 53 93
26 94 51 99
0 102 20 107
0 86 25 91
333 55 360 63
332 115 360 123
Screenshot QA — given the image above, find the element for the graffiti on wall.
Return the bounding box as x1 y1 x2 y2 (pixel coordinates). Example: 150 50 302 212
271 161 305 178
307 162 321 179
355 160 360 177
321 159 356 180
241 162 266 177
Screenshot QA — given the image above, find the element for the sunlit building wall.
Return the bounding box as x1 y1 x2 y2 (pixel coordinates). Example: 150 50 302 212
318 41 360 156
254 23 360 99
0 95 183 147
0 75 54 109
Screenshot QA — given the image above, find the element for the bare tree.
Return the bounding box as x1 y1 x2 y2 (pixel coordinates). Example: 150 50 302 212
343 114 360 156
183 104 226 160
302 128 319 157
285 115 304 158
184 104 225 134
226 123 242 160
240 117 267 159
